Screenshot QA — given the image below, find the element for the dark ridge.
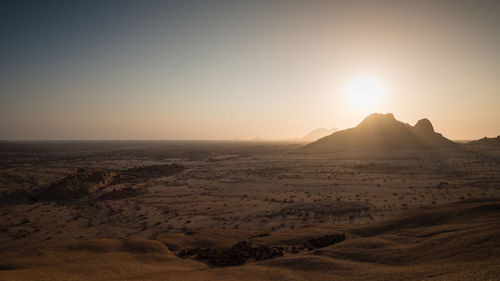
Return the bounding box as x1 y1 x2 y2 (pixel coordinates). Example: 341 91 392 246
39 164 185 201
467 136 500 147
303 113 457 151
178 234 345 267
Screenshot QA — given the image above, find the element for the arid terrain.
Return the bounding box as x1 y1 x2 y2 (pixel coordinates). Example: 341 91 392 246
3 0 500 279
1 140 499 280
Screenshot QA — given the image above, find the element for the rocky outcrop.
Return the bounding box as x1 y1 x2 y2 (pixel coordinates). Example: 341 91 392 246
41 169 117 200
178 234 346 266
303 113 456 151
40 164 185 201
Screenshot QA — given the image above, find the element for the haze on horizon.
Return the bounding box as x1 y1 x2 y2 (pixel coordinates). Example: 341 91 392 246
1 0 500 141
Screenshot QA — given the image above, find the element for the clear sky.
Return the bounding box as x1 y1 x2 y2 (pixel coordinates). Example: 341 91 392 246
1 0 499 140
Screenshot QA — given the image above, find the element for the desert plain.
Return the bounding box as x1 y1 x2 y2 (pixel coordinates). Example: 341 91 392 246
0 139 499 280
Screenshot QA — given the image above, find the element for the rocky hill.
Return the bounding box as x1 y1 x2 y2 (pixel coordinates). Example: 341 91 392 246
303 113 456 151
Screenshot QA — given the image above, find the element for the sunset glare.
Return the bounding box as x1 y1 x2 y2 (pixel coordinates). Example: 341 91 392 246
344 75 384 112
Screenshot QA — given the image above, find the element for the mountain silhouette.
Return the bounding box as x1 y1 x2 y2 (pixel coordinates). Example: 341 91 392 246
303 113 456 151
300 128 337 142
467 136 500 147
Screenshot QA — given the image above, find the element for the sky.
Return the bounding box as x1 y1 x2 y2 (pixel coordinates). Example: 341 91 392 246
1 0 500 140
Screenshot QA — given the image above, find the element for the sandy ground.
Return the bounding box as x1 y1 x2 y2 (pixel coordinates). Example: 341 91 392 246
0 141 499 280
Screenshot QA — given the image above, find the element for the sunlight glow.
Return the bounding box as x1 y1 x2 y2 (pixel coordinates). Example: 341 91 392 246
344 75 384 111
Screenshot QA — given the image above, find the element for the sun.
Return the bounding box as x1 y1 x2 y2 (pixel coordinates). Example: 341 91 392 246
344 75 384 111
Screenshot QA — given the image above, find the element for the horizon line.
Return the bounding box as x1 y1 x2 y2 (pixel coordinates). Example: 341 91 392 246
0 138 477 142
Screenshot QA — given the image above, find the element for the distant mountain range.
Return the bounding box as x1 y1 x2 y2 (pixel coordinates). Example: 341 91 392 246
303 113 457 151
466 136 500 147
299 128 338 142
247 127 337 142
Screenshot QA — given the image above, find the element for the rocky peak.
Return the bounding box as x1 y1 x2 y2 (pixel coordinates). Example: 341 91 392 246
414 118 434 133
358 113 397 127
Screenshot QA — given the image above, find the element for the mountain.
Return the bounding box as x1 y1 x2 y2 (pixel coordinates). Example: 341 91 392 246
466 136 500 147
300 128 337 142
303 113 456 151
